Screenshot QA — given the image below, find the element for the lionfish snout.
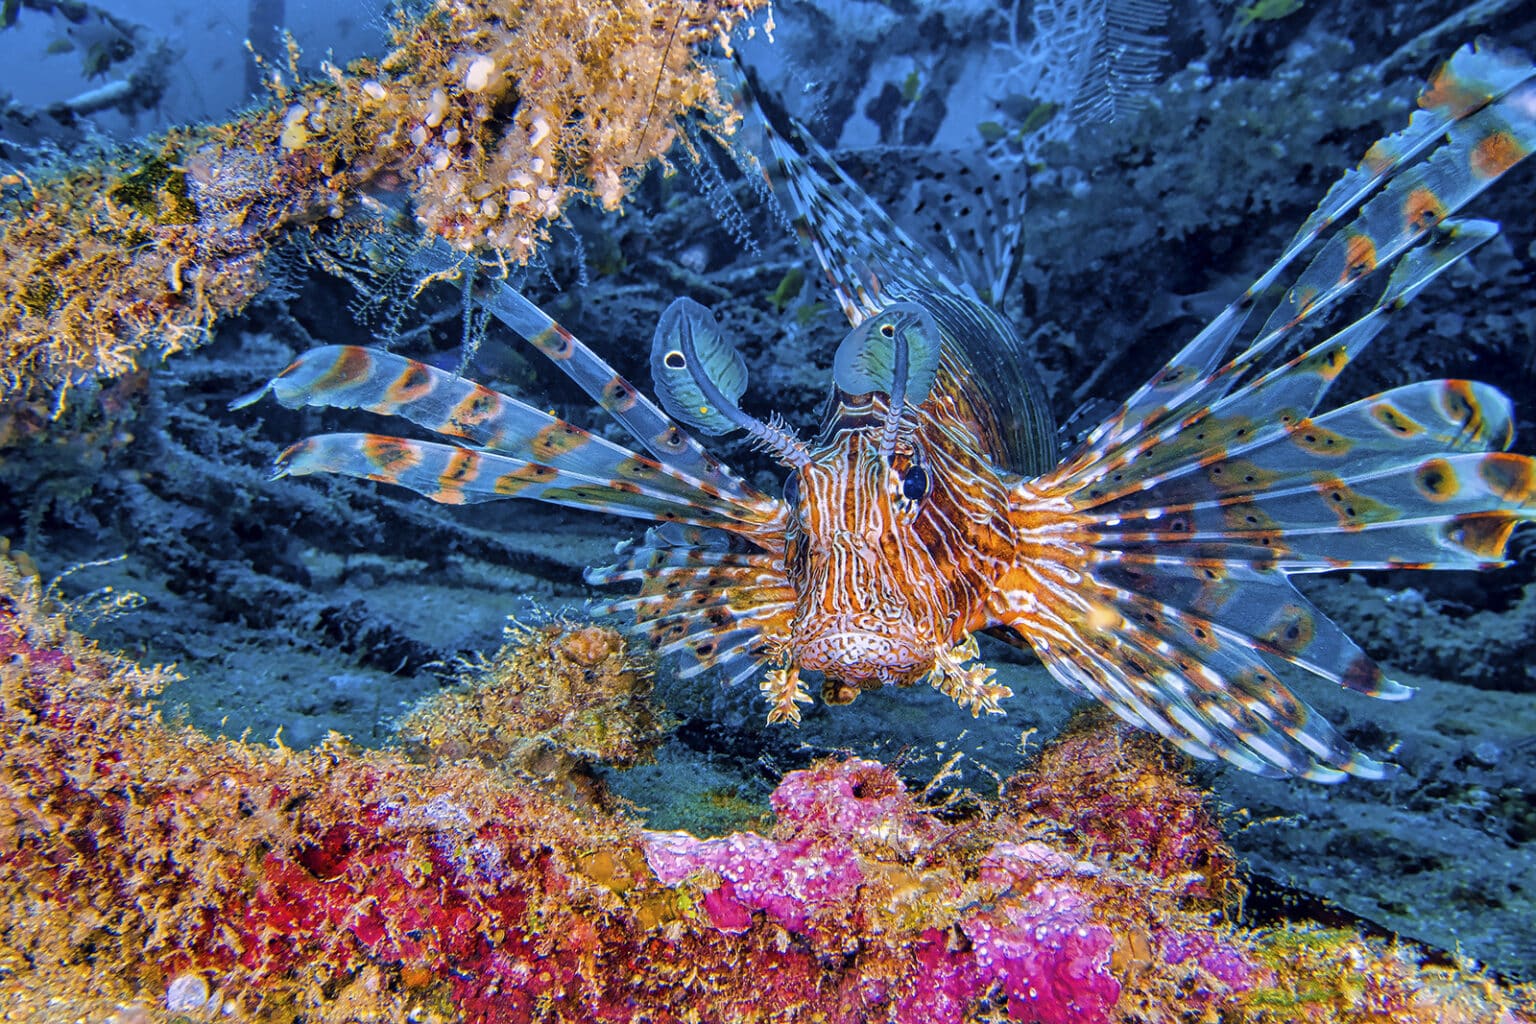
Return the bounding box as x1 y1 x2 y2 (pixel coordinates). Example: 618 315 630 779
794 623 935 693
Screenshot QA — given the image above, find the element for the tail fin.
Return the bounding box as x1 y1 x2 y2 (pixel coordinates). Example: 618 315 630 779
1007 43 1536 781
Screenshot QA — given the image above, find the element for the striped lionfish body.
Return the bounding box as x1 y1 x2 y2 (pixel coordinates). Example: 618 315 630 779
239 44 1536 781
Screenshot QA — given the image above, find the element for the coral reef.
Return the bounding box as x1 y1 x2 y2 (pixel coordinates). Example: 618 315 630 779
0 0 765 416
1005 710 1238 905
1 556 1531 1023
0 0 1533 1013
398 618 669 807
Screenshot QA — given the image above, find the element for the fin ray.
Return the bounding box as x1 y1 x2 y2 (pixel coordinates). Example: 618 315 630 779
1091 43 1536 452
1010 43 1536 779
276 432 779 532
411 244 768 504
587 529 794 679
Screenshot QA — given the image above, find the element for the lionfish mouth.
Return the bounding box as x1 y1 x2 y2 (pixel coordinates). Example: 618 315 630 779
795 631 934 689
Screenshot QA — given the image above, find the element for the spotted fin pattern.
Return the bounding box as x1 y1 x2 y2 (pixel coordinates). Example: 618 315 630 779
411 243 769 505
237 285 796 687
586 526 796 687
240 43 1536 785
1003 42 1536 780
240 345 783 533
1094 44 1536 450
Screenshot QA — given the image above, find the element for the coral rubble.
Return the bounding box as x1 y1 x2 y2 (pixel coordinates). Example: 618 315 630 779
1005 711 1238 905
0 0 764 416
0 558 1530 1022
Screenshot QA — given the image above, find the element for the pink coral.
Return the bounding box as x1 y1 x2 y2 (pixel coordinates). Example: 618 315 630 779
770 756 924 835
1007 715 1237 901
643 830 863 934
901 930 986 1022
961 888 1119 1024
1160 928 1259 992
646 760 1124 1023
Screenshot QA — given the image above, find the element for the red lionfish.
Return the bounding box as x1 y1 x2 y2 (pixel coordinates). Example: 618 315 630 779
237 44 1536 781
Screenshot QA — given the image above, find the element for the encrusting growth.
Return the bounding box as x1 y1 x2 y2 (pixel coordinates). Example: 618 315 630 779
397 618 669 808
0 555 1531 1022
0 0 764 418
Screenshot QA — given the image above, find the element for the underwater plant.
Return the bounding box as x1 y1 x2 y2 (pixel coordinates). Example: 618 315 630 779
241 42 1536 784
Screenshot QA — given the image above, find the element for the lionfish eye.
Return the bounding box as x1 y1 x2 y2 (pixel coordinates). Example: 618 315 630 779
879 322 896 339
900 463 930 502
782 471 801 507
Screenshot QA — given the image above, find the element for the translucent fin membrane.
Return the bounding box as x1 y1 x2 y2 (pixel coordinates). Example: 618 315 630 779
1007 43 1536 781
723 62 1058 475
1087 42 1536 456
240 345 784 534
719 60 973 326
586 526 795 685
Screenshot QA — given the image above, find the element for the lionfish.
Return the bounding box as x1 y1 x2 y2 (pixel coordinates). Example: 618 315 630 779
237 44 1536 781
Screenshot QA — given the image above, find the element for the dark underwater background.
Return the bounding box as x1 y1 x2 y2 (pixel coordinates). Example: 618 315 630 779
2 0 1535 983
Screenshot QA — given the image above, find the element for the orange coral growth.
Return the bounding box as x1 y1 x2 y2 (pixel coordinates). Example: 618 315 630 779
398 619 669 806
287 0 763 255
0 0 765 417
0 556 1531 1023
1007 707 1239 905
0 135 234 413
1238 923 1534 1024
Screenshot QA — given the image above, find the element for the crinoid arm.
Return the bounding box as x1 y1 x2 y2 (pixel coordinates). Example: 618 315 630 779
1003 42 1536 782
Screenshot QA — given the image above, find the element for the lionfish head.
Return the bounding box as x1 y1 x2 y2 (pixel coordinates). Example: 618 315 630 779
648 296 1015 702
782 419 1015 702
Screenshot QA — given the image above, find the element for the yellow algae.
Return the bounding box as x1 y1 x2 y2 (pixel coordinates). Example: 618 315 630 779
0 0 765 421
